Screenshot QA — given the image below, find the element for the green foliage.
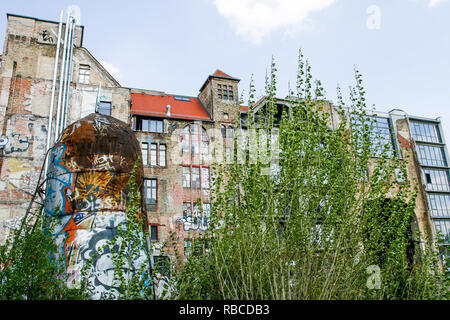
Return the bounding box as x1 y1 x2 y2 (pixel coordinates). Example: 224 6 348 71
0 213 89 300
172 50 449 300
91 160 154 300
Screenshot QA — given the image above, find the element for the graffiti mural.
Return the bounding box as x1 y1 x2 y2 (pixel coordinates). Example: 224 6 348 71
44 113 150 299
179 203 210 232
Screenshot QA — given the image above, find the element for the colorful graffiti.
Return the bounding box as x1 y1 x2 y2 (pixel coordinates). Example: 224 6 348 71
44 113 150 299
178 203 210 232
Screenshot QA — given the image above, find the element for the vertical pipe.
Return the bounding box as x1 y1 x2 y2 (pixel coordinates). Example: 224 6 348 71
44 11 63 181
46 10 63 152
59 17 73 139
55 13 70 142
63 18 76 130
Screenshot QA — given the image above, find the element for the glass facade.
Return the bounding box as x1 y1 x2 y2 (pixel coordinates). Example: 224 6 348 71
411 121 441 143
353 116 395 157
417 144 447 167
434 220 450 244
411 118 449 270
422 168 450 192
428 193 450 218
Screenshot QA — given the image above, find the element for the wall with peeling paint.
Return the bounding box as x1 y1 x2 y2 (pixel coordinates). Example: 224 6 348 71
0 14 129 243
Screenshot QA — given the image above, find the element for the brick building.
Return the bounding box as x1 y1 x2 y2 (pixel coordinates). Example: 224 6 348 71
0 13 448 270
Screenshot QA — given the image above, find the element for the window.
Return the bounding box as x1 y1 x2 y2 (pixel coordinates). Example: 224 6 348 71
160 144 167 166
352 116 395 157
153 256 170 277
417 144 447 167
434 220 450 244
223 113 229 120
191 125 200 155
182 124 209 159
203 203 211 216
228 85 233 100
136 117 163 133
226 126 233 138
428 194 450 218
150 225 158 241
221 125 226 138
183 202 192 217
184 240 193 257
150 143 157 166
423 168 450 192
411 121 441 143
144 179 157 204
201 167 210 190
192 167 200 189
217 84 222 99
182 167 209 189
79 64 90 84
182 167 191 188
97 101 111 116
141 142 149 166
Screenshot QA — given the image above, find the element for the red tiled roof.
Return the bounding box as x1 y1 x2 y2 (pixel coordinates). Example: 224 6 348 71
130 93 211 121
213 69 233 78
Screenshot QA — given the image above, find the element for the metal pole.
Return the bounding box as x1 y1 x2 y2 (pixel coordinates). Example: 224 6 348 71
45 10 63 152
55 12 69 142
43 10 63 185
62 17 75 130
59 17 73 139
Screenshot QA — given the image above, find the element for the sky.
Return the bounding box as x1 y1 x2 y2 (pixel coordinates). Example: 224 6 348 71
1 0 450 141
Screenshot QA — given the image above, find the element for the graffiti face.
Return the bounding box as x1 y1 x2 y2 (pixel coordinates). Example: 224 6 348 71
44 113 149 299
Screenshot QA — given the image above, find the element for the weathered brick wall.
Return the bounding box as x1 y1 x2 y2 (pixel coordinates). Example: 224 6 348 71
0 15 128 243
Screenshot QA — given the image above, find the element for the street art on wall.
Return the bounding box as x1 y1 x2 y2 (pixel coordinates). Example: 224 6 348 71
179 203 211 232
44 113 150 299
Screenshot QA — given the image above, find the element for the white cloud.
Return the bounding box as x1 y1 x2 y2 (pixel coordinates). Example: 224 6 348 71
429 0 447 7
211 0 337 44
100 61 121 80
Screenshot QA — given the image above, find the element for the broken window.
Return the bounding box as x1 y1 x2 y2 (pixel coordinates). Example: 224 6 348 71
79 64 90 84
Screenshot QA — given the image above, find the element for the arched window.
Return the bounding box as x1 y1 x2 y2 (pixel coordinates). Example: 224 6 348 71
182 124 209 159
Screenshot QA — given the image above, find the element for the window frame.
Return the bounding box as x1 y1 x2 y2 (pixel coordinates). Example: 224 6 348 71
79 64 90 84
144 178 158 204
